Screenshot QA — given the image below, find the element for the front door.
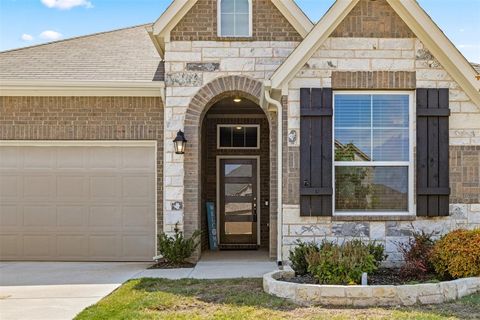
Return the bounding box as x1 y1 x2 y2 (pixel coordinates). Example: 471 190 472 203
219 158 258 246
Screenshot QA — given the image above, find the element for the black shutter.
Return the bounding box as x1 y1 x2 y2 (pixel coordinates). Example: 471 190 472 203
300 88 333 216
416 88 450 217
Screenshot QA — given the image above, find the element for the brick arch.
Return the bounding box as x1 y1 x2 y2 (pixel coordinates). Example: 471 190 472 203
183 75 264 240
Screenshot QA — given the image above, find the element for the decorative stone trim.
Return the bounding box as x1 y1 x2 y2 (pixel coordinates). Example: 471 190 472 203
264 270 480 307
332 71 416 89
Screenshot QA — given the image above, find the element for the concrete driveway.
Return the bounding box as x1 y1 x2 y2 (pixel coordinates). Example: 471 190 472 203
0 262 150 320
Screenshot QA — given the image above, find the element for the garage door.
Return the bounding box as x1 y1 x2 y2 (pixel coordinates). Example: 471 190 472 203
0 142 156 261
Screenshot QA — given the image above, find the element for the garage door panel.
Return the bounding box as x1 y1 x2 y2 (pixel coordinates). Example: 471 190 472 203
0 147 21 169
24 147 55 169
23 175 55 198
57 206 87 227
57 176 88 198
89 206 121 227
23 235 52 257
122 235 154 257
122 206 153 228
0 144 156 261
122 147 156 170
23 205 56 227
0 205 19 227
122 176 153 199
56 147 86 169
88 148 120 169
89 176 120 199
89 235 120 258
0 234 20 257
0 175 20 199
56 235 88 257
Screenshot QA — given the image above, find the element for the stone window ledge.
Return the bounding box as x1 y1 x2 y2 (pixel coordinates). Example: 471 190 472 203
332 215 416 222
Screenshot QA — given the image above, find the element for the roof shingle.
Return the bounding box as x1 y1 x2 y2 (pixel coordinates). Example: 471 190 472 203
0 24 164 82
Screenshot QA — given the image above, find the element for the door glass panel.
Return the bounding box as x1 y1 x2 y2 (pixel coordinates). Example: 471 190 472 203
225 222 252 235
225 164 252 177
225 202 252 215
225 183 252 197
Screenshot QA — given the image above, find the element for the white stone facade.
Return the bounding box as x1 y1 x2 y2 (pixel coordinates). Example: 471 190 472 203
163 40 298 233
162 35 479 265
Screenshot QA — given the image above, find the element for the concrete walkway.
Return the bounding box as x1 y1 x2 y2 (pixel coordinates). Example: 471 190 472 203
0 251 277 320
0 262 150 320
135 250 277 279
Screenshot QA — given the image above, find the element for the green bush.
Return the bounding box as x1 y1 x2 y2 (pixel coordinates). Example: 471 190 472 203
365 241 387 266
306 240 377 285
157 224 200 265
430 229 480 279
288 240 319 276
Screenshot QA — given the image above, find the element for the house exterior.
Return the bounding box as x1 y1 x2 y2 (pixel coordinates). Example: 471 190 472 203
1 0 479 265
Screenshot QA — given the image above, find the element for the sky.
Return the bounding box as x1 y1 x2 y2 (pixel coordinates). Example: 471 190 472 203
0 0 479 62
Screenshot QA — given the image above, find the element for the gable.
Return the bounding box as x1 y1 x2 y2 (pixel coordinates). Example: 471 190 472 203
331 0 415 38
170 0 302 41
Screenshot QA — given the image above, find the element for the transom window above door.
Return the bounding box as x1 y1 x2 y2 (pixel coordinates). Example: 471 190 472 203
218 0 252 37
217 125 259 149
333 92 414 215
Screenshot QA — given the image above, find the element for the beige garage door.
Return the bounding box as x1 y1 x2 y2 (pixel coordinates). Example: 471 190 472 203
0 142 156 261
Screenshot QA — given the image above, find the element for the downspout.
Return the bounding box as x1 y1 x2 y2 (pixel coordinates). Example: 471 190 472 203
264 81 283 268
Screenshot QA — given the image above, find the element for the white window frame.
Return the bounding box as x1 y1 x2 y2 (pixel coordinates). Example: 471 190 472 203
217 0 253 37
217 124 260 150
332 91 415 216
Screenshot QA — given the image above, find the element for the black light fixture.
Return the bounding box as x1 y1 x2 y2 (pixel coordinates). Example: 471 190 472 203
173 130 187 154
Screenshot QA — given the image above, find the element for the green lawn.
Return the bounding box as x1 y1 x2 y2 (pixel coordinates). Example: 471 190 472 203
75 278 480 320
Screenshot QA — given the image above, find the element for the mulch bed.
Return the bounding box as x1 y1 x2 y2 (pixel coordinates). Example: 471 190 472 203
280 268 439 286
148 260 196 269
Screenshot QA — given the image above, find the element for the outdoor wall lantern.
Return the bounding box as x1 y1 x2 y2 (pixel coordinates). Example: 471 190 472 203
173 130 187 154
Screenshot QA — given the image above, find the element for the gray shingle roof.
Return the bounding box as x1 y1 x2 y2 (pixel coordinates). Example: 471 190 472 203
0 24 164 82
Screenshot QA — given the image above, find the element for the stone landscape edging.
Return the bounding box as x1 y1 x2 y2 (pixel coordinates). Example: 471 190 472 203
263 270 480 307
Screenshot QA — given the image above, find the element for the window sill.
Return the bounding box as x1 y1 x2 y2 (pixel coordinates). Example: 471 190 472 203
332 215 416 222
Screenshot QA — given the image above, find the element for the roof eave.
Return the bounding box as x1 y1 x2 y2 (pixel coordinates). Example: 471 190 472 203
0 80 165 98
387 0 480 105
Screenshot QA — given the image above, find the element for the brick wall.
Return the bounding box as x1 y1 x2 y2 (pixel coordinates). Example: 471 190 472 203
332 71 416 89
170 0 302 42
0 96 164 232
201 116 270 248
331 0 415 38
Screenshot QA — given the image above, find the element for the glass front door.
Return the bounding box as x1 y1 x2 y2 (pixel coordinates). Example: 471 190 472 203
219 158 258 245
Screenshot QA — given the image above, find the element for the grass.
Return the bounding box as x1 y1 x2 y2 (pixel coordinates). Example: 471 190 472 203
75 278 480 320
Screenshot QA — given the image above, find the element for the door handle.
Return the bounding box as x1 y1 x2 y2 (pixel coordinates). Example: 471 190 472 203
252 197 257 222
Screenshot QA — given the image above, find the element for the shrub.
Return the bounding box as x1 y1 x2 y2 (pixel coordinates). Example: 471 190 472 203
397 228 436 280
157 224 200 265
365 241 388 266
431 229 480 279
306 240 377 285
288 240 319 276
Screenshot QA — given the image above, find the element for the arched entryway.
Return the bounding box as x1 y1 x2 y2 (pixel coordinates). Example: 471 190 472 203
183 76 277 258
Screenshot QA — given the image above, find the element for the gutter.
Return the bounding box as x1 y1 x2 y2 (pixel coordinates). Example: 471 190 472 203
264 81 283 268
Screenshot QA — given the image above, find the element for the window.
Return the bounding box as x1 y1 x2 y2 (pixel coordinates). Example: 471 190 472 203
218 0 252 37
217 125 259 149
333 92 413 215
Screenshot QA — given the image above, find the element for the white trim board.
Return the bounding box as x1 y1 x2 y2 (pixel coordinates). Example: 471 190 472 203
0 80 165 97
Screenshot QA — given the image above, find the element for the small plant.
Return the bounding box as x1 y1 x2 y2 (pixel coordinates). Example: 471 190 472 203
431 229 480 279
365 241 388 266
306 240 377 285
288 240 319 276
396 228 436 280
157 224 200 265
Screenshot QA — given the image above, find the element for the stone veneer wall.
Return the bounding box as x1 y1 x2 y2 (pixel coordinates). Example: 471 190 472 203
163 40 297 258
282 36 480 265
0 96 164 234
